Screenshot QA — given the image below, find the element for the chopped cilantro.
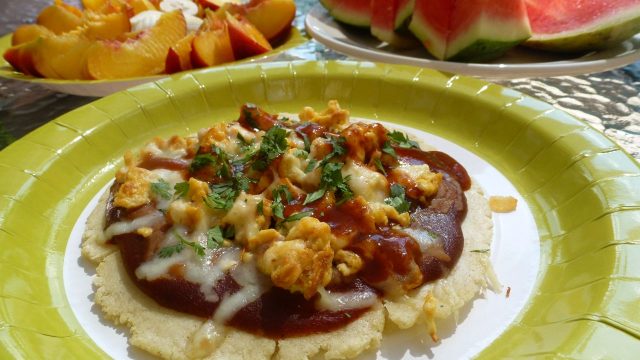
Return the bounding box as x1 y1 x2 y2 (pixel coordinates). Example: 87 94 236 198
252 126 289 171
283 211 313 223
256 200 264 216
305 158 318 173
271 185 292 220
303 162 353 205
319 135 346 167
384 184 410 213
173 182 189 198
303 188 325 205
189 153 217 172
242 105 260 129
373 157 386 176
387 131 419 149
158 243 184 258
382 141 398 159
294 149 309 159
158 230 205 258
204 182 237 211
207 226 224 249
301 133 311 152
151 179 172 200
189 147 232 179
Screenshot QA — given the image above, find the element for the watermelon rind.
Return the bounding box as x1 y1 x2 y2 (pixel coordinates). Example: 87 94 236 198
447 39 525 62
408 16 447 60
445 14 531 61
525 7 640 53
320 0 372 28
394 0 414 30
371 26 418 48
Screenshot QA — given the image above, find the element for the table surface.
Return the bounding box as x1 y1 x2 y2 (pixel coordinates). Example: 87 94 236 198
1 0 639 161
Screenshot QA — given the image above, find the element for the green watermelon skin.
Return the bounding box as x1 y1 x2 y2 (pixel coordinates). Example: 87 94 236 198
320 0 372 27
371 0 418 48
524 0 640 53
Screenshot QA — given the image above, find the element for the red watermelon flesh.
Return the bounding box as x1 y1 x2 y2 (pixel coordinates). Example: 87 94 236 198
409 0 531 61
320 0 372 27
409 0 453 59
371 0 418 47
526 0 640 35
524 0 640 52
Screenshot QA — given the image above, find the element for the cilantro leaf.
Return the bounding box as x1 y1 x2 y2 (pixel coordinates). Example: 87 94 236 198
319 135 346 167
373 157 386 176
283 211 313 223
303 188 325 205
256 200 264 215
151 179 172 200
174 230 205 257
223 225 235 239
207 226 224 249
158 230 206 258
174 182 189 198
204 183 236 210
301 133 311 153
294 149 309 159
189 153 217 172
384 184 410 213
158 243 184 258
304 162 353 205
305 158 318 173
382 141 398 159
271 199 285 219
387 131 419 149
252 126 289 171
270 185 291 220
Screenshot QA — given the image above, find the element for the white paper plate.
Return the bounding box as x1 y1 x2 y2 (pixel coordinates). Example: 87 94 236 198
305 4 640 79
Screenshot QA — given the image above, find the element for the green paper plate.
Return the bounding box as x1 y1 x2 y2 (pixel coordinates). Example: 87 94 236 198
0 27 307 97
1 61 639 359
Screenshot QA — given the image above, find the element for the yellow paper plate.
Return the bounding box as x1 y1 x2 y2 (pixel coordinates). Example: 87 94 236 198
0 28 307 97
0 61 639 359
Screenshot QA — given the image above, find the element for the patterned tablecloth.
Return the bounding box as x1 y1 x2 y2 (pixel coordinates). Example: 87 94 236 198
1 0 639 160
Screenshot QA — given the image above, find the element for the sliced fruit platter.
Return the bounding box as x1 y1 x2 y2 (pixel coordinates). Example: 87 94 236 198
0 0 305 95
317 0 640 62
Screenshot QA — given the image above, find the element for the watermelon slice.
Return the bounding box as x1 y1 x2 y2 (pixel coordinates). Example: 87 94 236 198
524 0 640 53
409 0 531 61
370 0 418 48
320 0 372 27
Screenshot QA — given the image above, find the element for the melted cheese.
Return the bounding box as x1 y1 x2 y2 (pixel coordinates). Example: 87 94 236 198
187 320 226 359
342 160 388 203
101 211 164 244
221 192 265 244
213 260 270 323
315 287 379 312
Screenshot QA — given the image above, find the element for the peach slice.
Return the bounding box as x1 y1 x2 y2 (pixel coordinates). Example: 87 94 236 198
165 33 195 73
86 10 187 79
127 0 158 15
36 5 83 34
196 0 241 11
244 0 295 42
191 12 235 68
3 41 42 77
11 24 53 46
31 30 94 79
84 11 131 39
223 11 271 59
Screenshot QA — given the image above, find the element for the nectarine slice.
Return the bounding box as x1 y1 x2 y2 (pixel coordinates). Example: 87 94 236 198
244 0 295 42
85 11 131 39
11 24 53 46
3 41 42 77
223 11 271 59
86 10 187 79
191 13 235 68
165 33 195 73
31 30 94 79
36 5 83 34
